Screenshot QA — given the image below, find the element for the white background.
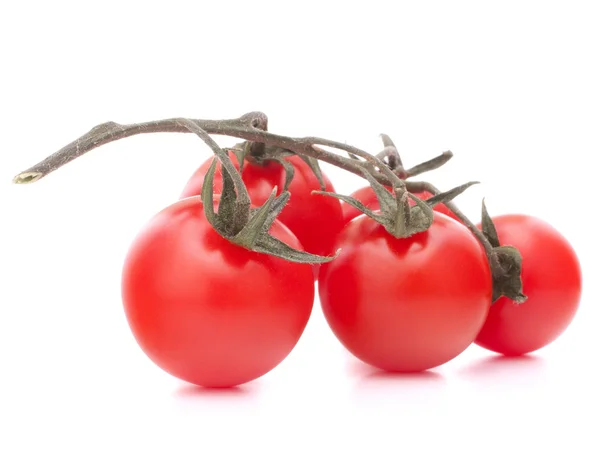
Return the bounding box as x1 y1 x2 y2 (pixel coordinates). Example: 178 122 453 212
1 1 598 450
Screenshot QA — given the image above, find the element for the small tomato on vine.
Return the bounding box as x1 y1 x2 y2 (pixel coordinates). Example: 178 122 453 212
318 212 492 372
121 196 315 388
475 214 582 356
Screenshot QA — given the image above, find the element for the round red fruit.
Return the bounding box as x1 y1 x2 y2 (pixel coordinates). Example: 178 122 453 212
475 214 582 356
319 212 492 372
121 196 315 388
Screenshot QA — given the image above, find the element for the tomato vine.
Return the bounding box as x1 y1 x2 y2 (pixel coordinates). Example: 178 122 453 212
13 111 526 303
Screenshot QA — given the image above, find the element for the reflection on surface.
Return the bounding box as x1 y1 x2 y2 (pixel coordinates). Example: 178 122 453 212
460 354 546 380
351 357 447 406
173 382 258 399
348 357 444 382
361 368 444 383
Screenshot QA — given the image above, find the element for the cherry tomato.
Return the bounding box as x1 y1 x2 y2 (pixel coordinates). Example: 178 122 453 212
180 153 344 258
318 212 492 372
341 185 460 224
121 196 315 388
475 215 582 356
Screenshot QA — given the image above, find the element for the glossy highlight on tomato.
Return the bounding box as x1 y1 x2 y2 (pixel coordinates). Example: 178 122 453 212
341 185 460 224
121 197 315 388
181 153 344 258
475 214 582 356
318 212 492 372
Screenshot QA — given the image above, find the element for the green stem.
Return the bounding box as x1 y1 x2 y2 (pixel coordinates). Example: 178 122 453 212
405 180 493 255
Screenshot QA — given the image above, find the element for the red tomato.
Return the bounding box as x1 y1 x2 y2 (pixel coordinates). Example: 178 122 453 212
341 185 461 224
475 215 582 356
318 212 492 372
180 153 344 258
121 196 315 388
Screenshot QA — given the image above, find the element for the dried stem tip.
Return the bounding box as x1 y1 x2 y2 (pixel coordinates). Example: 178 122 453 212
13 172 43 184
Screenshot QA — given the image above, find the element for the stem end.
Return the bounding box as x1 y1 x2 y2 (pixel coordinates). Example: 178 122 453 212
13 172 43 184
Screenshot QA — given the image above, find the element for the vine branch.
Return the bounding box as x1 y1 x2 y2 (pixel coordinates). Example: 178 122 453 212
13 111 494 262
14 112 396 187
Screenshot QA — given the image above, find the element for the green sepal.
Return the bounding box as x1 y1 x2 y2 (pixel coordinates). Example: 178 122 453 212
201 158 223 232
425 181 479 209
404 192 434 235
193 135 336 265
480 199 527 304
234 189 291 248
360 166 397 213
267 157 295 192
228 185 336 264
489 245 527 304
200 152 248 236
391 189 411 237
380 133 396 150
230 142 249 174
252 234 340 264
312 190 387 224
298 155 326 190
378 133 402 170
481 199 501 248
234 187 279 248
217 159 237 235
405 151 453 178
177 119 252 230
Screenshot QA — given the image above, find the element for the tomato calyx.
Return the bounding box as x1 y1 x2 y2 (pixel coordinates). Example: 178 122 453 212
316 164 478 238
233 140 326 193
371 133 454 180
201 154 338 264
175 117 338 264
481 200 527 304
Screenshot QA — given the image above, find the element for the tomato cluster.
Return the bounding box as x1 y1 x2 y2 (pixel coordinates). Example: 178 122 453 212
121 151 582 388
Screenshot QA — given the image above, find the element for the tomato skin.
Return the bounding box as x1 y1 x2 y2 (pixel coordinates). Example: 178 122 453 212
475 215 582 356
121 197 315 388
318 212 492 372
341 185 460 224
180 153 344 258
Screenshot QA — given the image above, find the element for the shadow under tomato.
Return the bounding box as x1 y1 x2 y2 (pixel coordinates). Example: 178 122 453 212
351 366 447 409
365 368 444 382
460 354 546 381
348 356 445 382
173 382 259 399
351 356 447 398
